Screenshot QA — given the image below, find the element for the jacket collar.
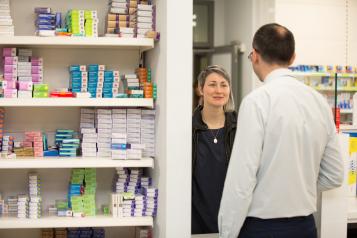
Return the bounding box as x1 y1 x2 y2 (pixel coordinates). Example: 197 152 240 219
192 105 237 131
225 109 237 131
192 105 208 130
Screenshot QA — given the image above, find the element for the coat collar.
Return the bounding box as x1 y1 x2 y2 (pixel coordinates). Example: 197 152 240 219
192 105 237 131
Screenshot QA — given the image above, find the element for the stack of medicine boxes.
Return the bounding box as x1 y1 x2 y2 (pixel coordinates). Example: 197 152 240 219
84 10 98 37
3 48 17 98
70 65 87 94
55 129 78 157
136 4 156 38
66 10 85 36
88 64 105 98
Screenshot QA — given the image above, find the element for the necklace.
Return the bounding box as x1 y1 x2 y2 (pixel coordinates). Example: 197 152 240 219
209 128 221 144
201 111 224 144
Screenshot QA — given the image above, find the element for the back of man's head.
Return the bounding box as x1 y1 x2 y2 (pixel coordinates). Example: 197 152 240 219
253 23 295 66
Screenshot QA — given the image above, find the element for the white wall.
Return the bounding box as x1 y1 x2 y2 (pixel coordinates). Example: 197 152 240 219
275 0 346 65
214 0 225 46
164 0 193 236
348 0 357 65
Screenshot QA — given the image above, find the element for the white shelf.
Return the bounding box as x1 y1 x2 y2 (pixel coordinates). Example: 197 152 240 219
191 234 218 238
340 125 357 131
348 212 357 223
293 71 357 78
0 98 154 108
292 72 333 77
313 87 357 92
0 157 154 169
336 73 357 78
0 36 154 51
348 197 357 223
340 109 353 114
0 215 153 229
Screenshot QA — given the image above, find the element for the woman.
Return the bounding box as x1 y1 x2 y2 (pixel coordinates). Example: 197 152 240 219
192 65 237 234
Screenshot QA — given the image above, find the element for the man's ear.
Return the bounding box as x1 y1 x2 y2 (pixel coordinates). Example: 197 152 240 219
253 50 260 64
288 53 296 66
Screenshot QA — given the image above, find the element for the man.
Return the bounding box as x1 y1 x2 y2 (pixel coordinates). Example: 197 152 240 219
218 23 344 238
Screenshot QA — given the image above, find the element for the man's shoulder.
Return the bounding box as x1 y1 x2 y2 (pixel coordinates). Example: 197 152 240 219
298 81 331 105
244 85 269 102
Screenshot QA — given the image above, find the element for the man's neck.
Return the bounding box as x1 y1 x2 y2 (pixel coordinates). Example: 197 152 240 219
259 64 289 82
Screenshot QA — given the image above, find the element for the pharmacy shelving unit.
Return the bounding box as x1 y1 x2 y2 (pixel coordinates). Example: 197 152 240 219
0 3 157 237
0 36 154 236
292 71 357 127
0 36 155 237
0 1 192 238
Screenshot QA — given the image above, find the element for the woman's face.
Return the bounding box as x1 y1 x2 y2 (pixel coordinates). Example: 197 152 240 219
200 72 230 108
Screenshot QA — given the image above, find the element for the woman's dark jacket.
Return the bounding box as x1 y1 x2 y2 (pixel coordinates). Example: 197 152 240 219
192 105 237 172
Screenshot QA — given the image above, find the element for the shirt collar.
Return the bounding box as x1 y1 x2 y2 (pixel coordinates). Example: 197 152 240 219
264 68 294 84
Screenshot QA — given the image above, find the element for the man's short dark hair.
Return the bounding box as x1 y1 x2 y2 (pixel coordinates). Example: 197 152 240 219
253 23 295 65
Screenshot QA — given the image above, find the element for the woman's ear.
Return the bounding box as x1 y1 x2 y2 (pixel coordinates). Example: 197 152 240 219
197 86 203 96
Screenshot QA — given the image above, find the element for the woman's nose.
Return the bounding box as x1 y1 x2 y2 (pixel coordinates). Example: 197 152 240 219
215 85 223 93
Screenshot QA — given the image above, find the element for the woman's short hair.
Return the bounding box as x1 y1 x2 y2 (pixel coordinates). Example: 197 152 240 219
196 65 235 112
